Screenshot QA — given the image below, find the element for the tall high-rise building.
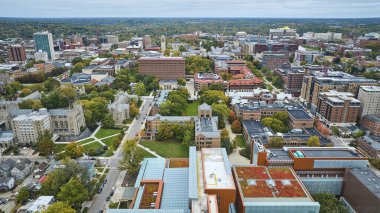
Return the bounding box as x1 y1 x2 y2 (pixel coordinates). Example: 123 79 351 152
142 35 152 49
8 45 26 62
105 35 119 44
357 86 380 118
161 35 166 52
33 31 55 60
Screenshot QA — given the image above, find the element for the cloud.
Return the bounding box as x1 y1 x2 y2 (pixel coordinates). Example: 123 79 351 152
0 0 379 18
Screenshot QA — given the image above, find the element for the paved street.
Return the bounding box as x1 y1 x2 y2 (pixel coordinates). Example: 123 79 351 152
89 96 153 212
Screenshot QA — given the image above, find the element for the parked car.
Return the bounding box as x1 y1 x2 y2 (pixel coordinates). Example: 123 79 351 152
103 179 107 184
110 191 114 196
106 196 110 201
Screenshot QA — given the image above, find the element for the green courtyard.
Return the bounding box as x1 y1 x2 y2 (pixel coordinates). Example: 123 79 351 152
184 101 200 116
140 141 189 158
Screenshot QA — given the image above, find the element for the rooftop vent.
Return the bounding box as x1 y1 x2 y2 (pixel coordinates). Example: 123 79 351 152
247 179 256 186
281 180 292 186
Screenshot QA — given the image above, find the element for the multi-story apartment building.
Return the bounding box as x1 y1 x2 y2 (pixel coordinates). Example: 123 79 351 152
294 50 319 65
301 71 377 110
33 31 55 60
316 90 361 127
138 57 185 80
274 67 306 96
357 86 380 118
8 45 26 62
49 104 86 137
261 51 290 70
11 109 51 144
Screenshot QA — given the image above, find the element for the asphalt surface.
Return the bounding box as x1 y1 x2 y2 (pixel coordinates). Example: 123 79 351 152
89 96 153 212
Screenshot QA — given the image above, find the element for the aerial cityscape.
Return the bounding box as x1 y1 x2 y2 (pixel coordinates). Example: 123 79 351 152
0 1 380 213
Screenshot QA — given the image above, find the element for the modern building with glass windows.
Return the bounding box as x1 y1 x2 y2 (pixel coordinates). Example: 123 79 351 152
33 31 55 60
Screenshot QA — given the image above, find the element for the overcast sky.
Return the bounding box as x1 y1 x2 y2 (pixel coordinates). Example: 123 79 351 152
1 0 380 18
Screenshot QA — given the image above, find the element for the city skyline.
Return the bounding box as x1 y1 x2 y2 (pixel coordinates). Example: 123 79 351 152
1 0 380 18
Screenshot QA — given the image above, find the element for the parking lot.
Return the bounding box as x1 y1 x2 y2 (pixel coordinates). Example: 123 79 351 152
0 199 16 213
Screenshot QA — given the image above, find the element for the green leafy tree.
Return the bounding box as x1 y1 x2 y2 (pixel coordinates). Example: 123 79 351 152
64 142 84 158
313 193 349 213
57 178 89 210
221 137 232 154
134 82 146 96
273 112 290 127
18 99 43 110
177 78 186 86
353 130 365 139
37 131 55 156
16 187 30 204
200 90 228 105
42 201 76 213
156 121 173 140
102 113 115 129
179 45 186 52
212 103 230 129
119 138 143 175
185 56 214 75
129 102 139 118
43 77 61 92
39 169 68 196
261 117 288 133
268 137 284 148
307 136 321 147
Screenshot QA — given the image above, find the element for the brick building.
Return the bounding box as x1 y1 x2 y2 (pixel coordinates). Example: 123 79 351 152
138 57 185 80
362 115 380 136
274 67 306 96
8 45 26 62
316 90 361 127
261 51 290 70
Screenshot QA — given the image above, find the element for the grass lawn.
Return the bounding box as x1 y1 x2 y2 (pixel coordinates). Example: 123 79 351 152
95 128 121 139
55 143 67 153
78 138 95 145
83 142 103 152
184 101 200 116
102 136 119 147
234 135 246 148
140 141 189 158
137 147 156 158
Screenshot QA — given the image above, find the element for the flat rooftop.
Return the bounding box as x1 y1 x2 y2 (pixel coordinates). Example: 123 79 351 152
202 148 235 189
234 166 313 201
290 148 360 158
288 109 312 120
349 168 380 198
360 86 380 92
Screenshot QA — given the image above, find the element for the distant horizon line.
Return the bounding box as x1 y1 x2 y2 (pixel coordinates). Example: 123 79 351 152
1 16 380 19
